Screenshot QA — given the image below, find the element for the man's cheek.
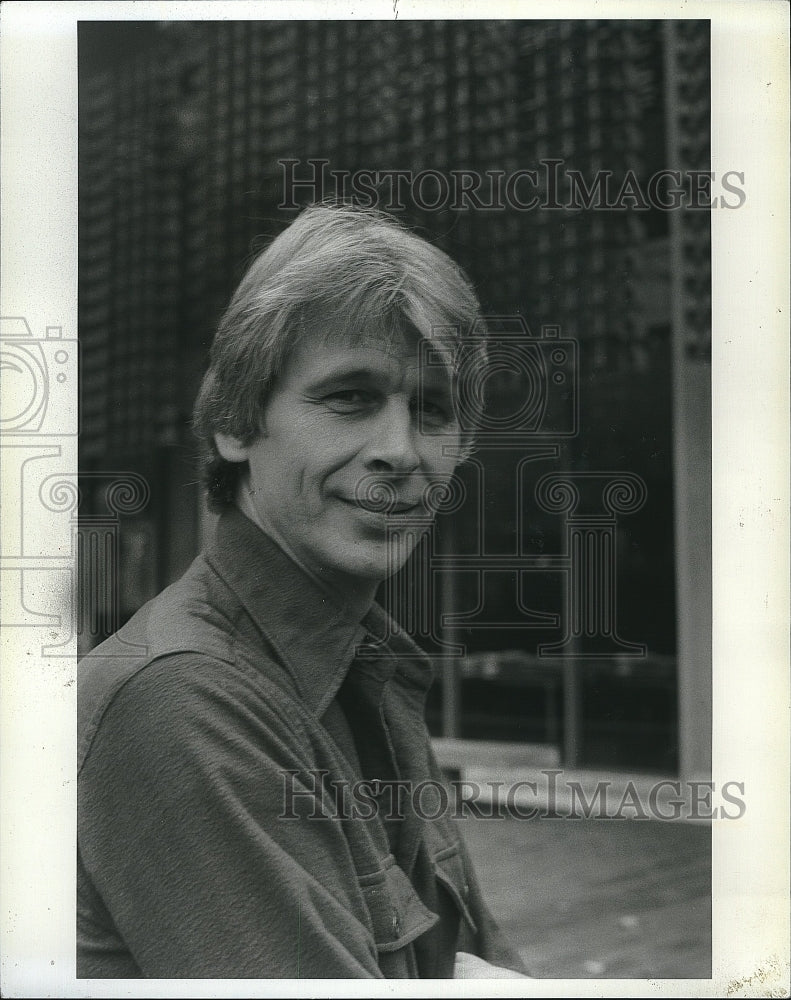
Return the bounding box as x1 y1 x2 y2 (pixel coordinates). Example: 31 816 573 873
418 440 453 472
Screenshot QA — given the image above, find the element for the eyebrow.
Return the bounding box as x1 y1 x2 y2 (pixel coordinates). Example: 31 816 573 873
306 367 393 394
306 364 453 396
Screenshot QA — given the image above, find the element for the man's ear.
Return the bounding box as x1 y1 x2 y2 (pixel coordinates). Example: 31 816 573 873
214 433 250 463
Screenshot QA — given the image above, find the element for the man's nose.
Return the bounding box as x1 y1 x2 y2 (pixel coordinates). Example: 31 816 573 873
362 399 420 474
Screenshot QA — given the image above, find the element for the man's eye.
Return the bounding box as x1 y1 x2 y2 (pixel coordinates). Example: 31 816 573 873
416 399 454 427
324 390 375 411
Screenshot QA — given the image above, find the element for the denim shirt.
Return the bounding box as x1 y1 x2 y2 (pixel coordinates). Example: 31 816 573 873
77 506 526 978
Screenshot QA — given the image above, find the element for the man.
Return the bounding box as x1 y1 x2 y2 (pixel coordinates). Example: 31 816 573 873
77 203 530 979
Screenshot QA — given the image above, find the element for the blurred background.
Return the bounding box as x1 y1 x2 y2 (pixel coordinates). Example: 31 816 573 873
77 18 712 976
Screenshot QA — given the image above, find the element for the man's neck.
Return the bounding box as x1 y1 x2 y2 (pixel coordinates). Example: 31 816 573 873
234 482 377 624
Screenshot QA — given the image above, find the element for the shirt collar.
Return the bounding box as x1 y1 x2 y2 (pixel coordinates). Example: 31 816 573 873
205 505 433 717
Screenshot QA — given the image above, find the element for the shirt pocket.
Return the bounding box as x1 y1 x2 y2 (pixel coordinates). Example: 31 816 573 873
430 840 479 936
357 855 438 954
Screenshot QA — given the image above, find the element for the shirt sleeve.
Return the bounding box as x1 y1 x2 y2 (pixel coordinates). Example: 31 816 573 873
78 653 385 979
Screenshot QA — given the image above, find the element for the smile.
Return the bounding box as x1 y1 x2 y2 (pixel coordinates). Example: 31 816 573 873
336 497 423 516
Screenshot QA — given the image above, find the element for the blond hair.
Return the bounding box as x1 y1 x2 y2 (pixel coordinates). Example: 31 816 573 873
193 202 484 507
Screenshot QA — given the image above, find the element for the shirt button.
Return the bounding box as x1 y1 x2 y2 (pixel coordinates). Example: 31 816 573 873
391 911 402 936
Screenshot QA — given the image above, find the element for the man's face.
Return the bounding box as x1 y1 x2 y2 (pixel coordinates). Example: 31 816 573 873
221 324 460 590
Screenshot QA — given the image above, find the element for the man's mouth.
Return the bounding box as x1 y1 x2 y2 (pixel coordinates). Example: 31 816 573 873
336 496 423 515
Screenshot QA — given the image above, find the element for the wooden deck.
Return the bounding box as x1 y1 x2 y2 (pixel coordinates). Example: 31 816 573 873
458 813 712 979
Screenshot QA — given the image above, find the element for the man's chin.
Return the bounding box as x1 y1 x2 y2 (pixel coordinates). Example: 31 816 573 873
330 538 418 583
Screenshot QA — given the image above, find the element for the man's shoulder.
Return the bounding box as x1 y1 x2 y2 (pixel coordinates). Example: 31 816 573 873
77 551 299 767
80 551 229 672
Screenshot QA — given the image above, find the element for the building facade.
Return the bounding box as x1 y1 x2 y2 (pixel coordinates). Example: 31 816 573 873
77 19 712 777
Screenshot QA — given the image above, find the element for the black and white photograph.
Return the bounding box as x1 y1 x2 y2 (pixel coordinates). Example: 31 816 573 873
0 2 788 996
